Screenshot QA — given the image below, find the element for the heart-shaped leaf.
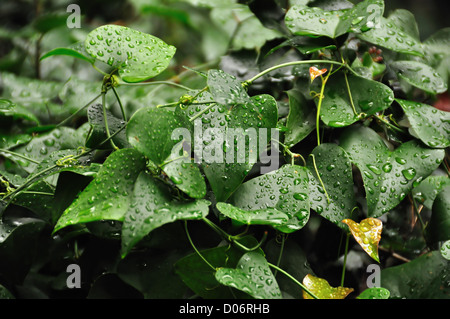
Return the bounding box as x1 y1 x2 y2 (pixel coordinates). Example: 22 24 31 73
227 165 310 233
318 73 394 127
127 107 206 199
215 252 282 299
120 171 210 257
53 148 146 233
396 99 450 148
207 69 252 105
85 25 176 83
357 11 424 57
176 91 278 202
391 61 447 94
306 143 356 228
342 217 382 262
340 126 444 217
302 274 354 299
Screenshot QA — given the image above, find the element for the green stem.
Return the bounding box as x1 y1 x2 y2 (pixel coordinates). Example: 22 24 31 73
272 139 306 166
273 233 286 277
56 93 102 128
343 71 358 117
101 91 119 150
340 233 350 287
0 149 40 164
119 80 193 91
309 153 330 204
189 103 217 122
111 86 127 122
374 114 405 133
267 263 319 299
184 221 216 271
244 60 357 85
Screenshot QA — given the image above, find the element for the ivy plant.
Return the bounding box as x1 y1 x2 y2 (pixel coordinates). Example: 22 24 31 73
0 0 449 300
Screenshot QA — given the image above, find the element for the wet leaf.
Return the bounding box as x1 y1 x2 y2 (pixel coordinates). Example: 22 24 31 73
340 125 444 217
357 287 390 299
381 250 450 298
207 69 252 105
342 217 382 262
120 171 209 257
175 91 278 202
397 99 450 148
85 25 176 83
357 11 424 57
412 175 450 209
127 107 206 199
86 103 129 149
215 252 282 299
285 0 384 38
391 61 447 94
302 274 353 299
318 73 394 127
53 148 146 233
228 165 310 233
307 143 356 228
0 99 39 124
216 203 289 226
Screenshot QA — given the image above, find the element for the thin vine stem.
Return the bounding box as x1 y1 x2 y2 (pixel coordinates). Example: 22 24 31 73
118 80 193 91
340 233 350 287
56 93 102 128
244 60 357 85
111 86 127 122
309 153 330 204
267 263 319 299
315 66 333 146
0 149 40 164
101 91 119 151
184 221 216 271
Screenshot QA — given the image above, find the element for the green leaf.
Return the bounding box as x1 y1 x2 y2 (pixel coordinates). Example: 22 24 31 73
85 25 176 83
285 0 384 39
85 103 129 149
357 11 424 57
174 237 263 299
127 107 206 198
283 89 315 147
427 185 450 243
412 175 450 209
215 252 282 299
120 171 210 257
40 42 95 64
228 164 310 233
53 148 146 233
340 126 444 217
307 143 356 228
0 285 14 299
318 73 394 127
0 99 39 124
396 99 450 148
176 91 278 202
207 69 252 105
216 203 289 226
391 61 447 94
357 287 390 299
381 250 450 298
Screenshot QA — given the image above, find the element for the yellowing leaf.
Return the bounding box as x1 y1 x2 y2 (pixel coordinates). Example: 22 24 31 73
302 274 353 299
309 66 327 82
342 217 382 262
